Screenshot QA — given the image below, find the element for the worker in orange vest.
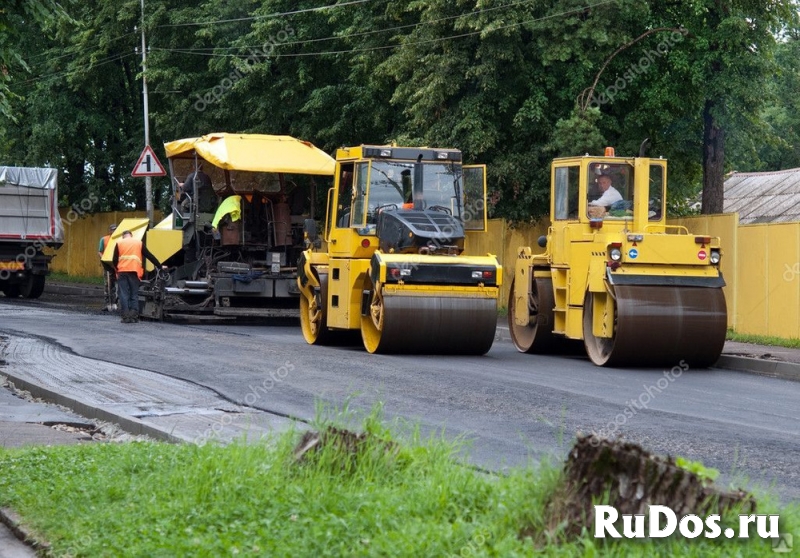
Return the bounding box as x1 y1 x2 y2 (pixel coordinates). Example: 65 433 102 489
98 224 118 312
112 230 161 323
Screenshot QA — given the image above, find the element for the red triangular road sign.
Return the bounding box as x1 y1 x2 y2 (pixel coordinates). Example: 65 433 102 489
131 145 167 177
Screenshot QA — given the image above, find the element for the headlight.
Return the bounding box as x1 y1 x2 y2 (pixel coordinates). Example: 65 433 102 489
710 250 721 264
609 247 622 261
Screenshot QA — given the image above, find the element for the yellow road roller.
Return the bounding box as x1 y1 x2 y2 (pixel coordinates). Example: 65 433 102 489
298 145 501 354
509 148 726 367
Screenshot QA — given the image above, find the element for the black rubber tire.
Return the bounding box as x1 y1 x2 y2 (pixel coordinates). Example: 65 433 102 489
21 275 46 299
508 277 560 353
1 283 21 298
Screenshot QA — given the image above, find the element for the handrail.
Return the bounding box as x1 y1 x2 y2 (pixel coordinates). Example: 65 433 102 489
646 224 689 234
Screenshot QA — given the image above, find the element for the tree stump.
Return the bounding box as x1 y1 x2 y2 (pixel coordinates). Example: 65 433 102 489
547 434 755 537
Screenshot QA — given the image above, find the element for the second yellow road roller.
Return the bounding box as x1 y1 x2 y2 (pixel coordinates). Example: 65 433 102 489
509 147 727 367
298 145 502 354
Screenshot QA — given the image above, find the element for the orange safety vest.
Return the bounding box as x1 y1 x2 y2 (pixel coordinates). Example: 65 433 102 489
116 237 144 279
100 234 111 253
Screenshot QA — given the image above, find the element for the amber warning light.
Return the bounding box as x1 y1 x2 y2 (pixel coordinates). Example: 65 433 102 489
604 147 616 157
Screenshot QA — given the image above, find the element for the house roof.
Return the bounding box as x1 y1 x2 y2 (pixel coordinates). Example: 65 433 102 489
724 167 800 224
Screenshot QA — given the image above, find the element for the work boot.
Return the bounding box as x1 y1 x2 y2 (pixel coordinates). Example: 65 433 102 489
120 310 133 323
131 311 139 323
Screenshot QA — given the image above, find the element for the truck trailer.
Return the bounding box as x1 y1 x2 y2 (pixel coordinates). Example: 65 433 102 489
0 166 64 298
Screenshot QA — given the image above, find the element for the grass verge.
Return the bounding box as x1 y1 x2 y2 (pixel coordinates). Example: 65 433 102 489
0 412 796 556
48 271 104 285
727 329 800 349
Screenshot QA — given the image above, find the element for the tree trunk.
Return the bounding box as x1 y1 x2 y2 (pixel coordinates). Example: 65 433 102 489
701 100 725 214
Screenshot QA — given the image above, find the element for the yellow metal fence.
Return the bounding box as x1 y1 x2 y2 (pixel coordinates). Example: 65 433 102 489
57 211 800 339
48 210 157 278
465 214 800 340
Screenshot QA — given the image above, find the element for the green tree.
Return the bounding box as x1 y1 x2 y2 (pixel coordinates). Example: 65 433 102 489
0 0 69 119
654 0 798 213
1 0 175 210
727 36 800 171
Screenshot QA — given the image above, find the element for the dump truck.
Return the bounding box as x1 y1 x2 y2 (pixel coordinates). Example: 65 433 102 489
298 144 502 354
508 148 727 367
103 133 336 320
0 166 64 298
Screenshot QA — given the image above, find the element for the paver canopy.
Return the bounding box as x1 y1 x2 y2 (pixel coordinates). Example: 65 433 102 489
164 133 335 176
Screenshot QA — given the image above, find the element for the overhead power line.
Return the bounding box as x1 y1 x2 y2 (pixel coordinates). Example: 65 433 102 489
25 31 138 63
12 52 136 89
159 0 375 28
152 1 616 60
154 0 544 53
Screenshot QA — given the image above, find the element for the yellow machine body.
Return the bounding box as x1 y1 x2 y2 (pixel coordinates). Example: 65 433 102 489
509 153 727 367
298 145 502 354
132 133 336 321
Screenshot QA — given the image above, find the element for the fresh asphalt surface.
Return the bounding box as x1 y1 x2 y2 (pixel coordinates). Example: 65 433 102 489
1 293 799 503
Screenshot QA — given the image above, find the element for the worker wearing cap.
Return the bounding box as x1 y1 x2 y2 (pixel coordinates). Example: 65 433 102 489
112 230 161 323
98 224 118 312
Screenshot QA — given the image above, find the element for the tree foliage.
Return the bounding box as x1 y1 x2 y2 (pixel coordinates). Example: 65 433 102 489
0 0 798 219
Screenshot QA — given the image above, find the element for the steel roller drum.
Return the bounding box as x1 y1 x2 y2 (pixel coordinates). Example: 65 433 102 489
363 293 497 355
600 285 727 367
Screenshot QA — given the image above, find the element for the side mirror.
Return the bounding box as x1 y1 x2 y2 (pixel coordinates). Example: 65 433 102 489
537 235 547 248
304 219 318 247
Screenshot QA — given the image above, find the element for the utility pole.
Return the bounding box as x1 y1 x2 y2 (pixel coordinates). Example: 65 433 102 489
140 0 153 225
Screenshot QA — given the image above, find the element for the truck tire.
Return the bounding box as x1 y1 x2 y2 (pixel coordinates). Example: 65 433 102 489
1 284 21 298
21 275 45 299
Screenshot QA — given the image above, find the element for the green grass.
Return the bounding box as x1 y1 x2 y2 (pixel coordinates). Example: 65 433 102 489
0 410 796 556
727 328 800 349
48 271 104 285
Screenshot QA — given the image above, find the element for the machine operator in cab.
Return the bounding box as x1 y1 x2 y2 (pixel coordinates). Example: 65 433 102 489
589 173 622 208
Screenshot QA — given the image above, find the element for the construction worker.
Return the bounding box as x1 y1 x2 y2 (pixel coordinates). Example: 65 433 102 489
98 224 118 312
112 230 161 323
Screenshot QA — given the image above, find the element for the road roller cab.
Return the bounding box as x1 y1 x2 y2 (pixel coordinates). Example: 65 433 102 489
509 149 727 367
298 145 502 354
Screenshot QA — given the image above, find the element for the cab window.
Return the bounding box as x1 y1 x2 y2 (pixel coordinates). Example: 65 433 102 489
587 162 633 220
351 162 369 227
554 166 579 220
649 164 664 221
335 163 354 228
